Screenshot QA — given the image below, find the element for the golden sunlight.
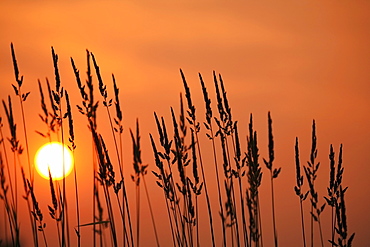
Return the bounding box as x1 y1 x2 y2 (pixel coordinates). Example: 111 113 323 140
34 142 74 180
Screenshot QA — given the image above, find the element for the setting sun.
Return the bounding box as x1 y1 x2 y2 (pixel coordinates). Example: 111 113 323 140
34 142 74 180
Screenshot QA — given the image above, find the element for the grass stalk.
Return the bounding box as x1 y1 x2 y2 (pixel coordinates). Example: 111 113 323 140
65 91 80 247
294 137 308 247
10 43 33 185
150 133 177 247
51 46 71 247
213 71 242 246
189 130 202 247
325 144 355 246
171 106 191 247
152 113 184 246
130 120 160 247
2 96 22 247
0 153 17 246
71 50 101 247
93 129 118 246
92 54 135 246
233 121 249 247
246 114 262 247
180 69 216 247
303 120 325 247
219 73 246 247
48 169 62 247
0 117 15 213
10 43 38 246
142 175 161 247
27 179 48 247
263 112 281 247
199 73 228 246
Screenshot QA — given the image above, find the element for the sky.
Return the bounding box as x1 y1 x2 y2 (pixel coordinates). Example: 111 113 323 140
0 0 369 246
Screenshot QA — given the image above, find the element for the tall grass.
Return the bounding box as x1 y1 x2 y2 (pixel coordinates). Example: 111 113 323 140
294 137 308 247
51 46 71 247
180 69 215 247
65 91 80 247
263 112 281 247
0 45 356 247
2 95 22 247
303 120 325 247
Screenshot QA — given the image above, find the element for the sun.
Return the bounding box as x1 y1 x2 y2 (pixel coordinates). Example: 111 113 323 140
34 142 74 180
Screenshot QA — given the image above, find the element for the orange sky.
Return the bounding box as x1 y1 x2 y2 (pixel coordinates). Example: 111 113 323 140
0 0 369 246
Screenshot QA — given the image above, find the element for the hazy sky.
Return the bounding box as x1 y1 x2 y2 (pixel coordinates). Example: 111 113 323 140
0 1 369 246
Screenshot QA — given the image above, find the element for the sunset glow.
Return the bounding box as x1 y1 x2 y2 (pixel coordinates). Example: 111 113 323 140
1 0 370 246
34 142 74 180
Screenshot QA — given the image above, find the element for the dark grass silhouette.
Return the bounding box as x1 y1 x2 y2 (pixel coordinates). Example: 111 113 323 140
0 44 355 247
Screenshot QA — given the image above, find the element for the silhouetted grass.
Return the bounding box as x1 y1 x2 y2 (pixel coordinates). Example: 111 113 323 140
27 178 48 246
294 137 308 247
51 46 71 247
303 120 325 247
2 96 21 247
48 168 61 247
180 69 215 247
325 145 355 247
263 112 281 247
246 114 263 247
0 44 356 247
65 91 80 247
